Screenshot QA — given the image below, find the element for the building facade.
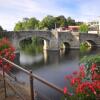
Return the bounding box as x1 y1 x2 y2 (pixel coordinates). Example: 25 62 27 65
88 17 100 34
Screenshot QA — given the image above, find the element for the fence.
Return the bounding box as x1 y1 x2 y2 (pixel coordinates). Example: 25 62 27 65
0 57 64 100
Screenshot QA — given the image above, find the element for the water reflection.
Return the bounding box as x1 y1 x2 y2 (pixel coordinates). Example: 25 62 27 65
80 48 100 58
17 49 79 85
14 49 79 100
20 52 43 65
13 48 100 100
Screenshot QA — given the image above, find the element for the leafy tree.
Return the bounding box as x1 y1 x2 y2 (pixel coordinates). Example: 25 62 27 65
76 22 83 26
39 15 56 30
14 17 39 31
14 16 83 31
0 26 3 39
80 24 88 33
55 15 68 28
67 17 76 26
14 22 23 31
0 26 3 31
26 17 39 30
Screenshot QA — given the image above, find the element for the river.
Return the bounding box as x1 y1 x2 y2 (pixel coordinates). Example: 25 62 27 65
11 48 100 100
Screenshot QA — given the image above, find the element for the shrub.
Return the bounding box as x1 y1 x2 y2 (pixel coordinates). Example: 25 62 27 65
63 64 100 100
0 38 15 72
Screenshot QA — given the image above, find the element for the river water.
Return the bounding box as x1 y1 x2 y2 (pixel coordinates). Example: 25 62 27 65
12 48 100 100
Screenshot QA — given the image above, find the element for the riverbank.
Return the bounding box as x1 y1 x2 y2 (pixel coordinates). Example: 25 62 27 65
0 73 30 100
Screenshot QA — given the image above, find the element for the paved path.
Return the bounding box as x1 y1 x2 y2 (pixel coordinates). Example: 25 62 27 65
0 74 30 100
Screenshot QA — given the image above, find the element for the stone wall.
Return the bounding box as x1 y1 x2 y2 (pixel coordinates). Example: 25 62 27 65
1 31 100 50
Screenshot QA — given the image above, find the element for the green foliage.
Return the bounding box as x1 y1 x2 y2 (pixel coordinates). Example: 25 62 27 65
26 18 39 30
80 55 100 75
39 15 56 30
39 15 76 30
14 17 39 31
62 93 96 100
14 22 23 31
76 22 83 26
67 17 76 26
80 24 88 33
80 42 90 52
80 55 100 65
55 15 68 28
20 37 43 55
14 15 81 31
0 26 3 31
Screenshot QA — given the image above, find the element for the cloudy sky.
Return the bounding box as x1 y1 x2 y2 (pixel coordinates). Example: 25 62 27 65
0 0 100 30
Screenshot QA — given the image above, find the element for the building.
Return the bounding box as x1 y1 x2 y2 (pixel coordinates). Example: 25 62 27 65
87 17 100 34
68 26 80 32
57 26 80 32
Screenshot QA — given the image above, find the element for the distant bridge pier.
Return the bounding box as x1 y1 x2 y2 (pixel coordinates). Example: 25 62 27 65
43 40 49 50
43 39 59 50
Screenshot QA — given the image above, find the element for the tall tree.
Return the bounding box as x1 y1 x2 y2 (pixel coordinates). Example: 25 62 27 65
67 17 76 26
55 15 68 28
26 17 39 30
14 17 39 31
0 26 3 31
76 21 83 26
39 15 56 30
14 16 83 31
14 22 23 31
80 24 88 33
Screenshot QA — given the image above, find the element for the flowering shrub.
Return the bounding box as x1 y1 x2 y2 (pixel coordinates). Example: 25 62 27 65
0 38 15 72
63 63 100 100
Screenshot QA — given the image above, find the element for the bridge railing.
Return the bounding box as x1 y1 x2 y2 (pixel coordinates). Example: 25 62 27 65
0 57 64 100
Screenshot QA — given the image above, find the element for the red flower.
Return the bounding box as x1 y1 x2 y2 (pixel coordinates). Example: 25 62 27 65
0 38 15 72
71 77 81 86
80 64 85 71
73 71 78 75
0 59 2 65
91 63 96 72
76 82 97 95
63 87 67 94
64 63 100 98
65 75 73 80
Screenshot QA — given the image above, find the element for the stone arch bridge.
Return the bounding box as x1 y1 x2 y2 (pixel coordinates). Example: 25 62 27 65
1 30 100 50
80 33 100 48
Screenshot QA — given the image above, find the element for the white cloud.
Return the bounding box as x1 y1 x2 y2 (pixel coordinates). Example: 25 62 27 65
0 0 100 30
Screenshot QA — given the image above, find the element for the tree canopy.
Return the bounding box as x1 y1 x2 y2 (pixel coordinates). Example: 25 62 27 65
39 15 56 30
80 24 88 33
55 15 68 28
14 17 39 31
14 15 82 31
0 26 3 31
67 17 76 26
14 22 23 31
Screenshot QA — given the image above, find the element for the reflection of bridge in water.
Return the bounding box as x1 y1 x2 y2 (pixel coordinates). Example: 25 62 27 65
1 30 100 51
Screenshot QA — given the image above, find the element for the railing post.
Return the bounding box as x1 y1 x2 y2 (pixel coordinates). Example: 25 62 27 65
29 70 34 100
2 63 7 98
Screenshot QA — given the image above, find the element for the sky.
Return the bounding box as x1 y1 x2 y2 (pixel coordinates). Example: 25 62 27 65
0 0 100 31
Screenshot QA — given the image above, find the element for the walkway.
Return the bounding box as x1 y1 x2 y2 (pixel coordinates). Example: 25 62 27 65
0 74 29 100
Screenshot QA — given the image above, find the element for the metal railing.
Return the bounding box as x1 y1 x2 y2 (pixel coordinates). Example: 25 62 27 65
0 57 64 100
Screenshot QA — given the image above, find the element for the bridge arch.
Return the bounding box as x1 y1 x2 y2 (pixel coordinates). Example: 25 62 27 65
18 35 50 50
63 42 70 49
81 40 97 50
60 41 70 50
